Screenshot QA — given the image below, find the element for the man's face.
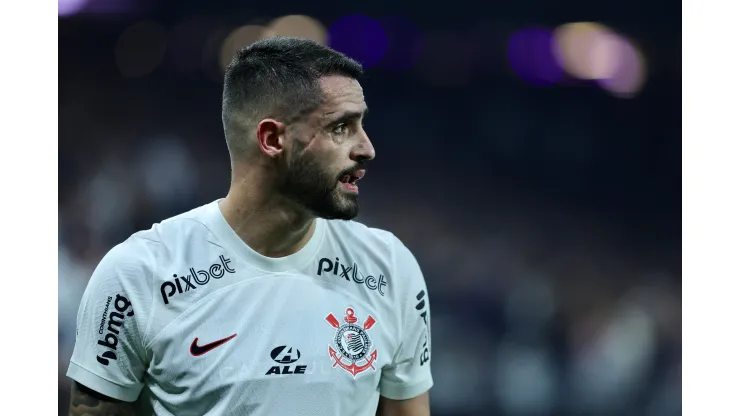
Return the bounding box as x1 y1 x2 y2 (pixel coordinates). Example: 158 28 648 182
279 76 375 220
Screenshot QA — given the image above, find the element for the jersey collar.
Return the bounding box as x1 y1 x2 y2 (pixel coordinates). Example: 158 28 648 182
204 199 326 273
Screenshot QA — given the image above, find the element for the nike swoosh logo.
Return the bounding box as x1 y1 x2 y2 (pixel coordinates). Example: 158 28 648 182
190 334 237 356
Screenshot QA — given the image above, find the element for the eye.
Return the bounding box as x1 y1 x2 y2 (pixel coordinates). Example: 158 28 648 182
332 123 349 136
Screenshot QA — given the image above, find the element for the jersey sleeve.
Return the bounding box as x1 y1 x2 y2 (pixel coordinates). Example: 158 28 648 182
379 236 433 400
66 239 153 402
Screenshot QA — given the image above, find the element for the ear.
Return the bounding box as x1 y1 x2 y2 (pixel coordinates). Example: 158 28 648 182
256 119 286 158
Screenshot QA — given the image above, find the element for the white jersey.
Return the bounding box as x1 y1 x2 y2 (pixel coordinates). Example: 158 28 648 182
67 200 433 415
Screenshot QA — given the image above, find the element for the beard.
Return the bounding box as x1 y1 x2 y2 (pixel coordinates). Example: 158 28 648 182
278 150 361 220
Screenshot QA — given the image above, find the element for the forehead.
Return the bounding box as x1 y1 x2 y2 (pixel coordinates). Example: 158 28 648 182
317 76 366 117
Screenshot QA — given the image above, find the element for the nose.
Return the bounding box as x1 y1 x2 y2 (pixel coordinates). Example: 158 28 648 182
351 130 376 162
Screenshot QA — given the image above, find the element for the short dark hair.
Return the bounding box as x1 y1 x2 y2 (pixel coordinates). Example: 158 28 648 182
222 37 363 158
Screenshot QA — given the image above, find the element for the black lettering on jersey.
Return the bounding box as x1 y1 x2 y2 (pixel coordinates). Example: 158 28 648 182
317 258 334 276
161 281 177 305
266 345 306 375
340 263 352 280
415 290 430 366
96 294 134 366
161 256 236 305
107 311 125 334
97 296 112 335
317 257 388 296
420 341 430 366
210 263 225 278
180 275 196 291
191 268 210 285
265 365 307 375
415 290 426 310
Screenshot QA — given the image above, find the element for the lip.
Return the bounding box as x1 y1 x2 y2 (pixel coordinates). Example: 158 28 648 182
353 169 366 180
338 169 366 182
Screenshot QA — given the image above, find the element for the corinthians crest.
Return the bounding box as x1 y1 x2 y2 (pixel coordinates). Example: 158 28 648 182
325 307 378 377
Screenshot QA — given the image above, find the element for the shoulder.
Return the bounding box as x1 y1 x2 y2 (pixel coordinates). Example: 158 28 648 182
326 219 422 281
94 204 216 285
327 219 397 249
136 203 217 250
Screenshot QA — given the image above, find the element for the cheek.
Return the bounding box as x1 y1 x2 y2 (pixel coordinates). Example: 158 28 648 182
300 138 348 175
296 152 337 182
309 147 343 172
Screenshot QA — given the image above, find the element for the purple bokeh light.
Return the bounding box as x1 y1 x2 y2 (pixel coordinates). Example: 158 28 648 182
507 28 563 86
328 15 388 68
59 0 89 17
596 37 645 96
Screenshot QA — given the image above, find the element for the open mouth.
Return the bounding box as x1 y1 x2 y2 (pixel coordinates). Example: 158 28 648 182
338 169 366 193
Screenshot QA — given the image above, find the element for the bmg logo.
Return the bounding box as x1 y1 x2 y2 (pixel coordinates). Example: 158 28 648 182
317 257 387 296
415 290 430 366
96 294 134 366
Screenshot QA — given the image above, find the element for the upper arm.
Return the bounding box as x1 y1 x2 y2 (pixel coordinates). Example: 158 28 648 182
377 392 430 416
379 236 433 401
69 382 137 416
66 240 153 402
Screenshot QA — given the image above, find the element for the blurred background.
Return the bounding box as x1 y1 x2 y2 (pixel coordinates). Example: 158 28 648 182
58 0 680 414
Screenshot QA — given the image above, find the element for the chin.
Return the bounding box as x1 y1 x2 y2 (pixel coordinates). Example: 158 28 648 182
315 206 359 221
311 196 359 221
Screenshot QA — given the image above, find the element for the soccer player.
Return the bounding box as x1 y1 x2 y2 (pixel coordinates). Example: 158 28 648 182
66 37 433 416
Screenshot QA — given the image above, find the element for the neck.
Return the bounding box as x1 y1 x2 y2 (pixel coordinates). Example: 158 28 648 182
220 170 316 258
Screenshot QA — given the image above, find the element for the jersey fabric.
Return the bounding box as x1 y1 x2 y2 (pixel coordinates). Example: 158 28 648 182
67 200 433 416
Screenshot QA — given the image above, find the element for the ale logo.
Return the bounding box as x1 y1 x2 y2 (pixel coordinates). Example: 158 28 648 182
265 346 306 375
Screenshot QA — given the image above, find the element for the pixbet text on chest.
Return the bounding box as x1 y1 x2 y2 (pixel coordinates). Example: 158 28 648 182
317 257 387 296
160 255 236 305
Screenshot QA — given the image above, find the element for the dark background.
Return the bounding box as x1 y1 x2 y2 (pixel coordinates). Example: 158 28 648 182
58 0 681 414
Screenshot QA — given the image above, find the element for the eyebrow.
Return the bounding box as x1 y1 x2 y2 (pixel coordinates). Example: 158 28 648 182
325 108 369 125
